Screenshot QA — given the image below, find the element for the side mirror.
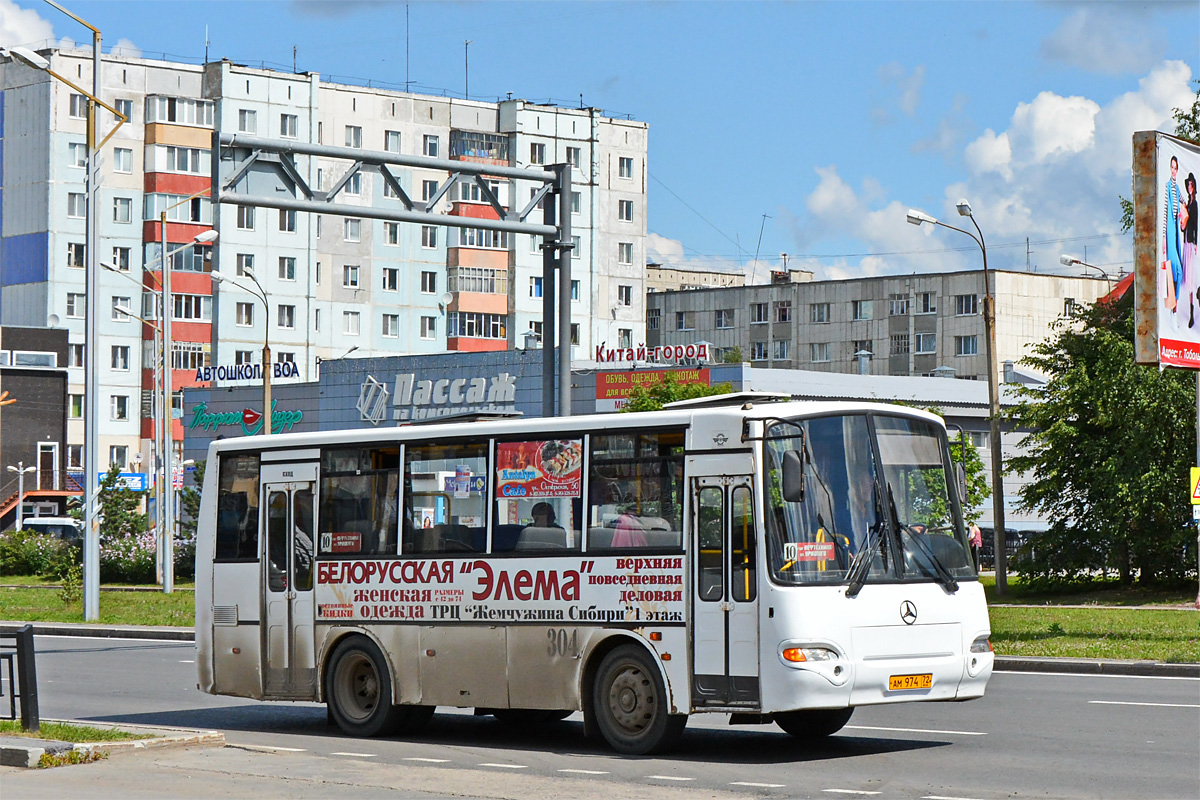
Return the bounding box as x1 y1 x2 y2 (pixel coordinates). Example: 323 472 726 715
956 462 967 504
782 450 804 503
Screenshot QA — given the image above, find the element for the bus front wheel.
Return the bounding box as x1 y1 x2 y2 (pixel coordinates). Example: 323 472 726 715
326 635 407 737
592 644 686 755
774 707 854 739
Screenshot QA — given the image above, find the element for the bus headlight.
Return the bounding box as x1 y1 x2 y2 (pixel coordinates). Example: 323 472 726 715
781 646 837 663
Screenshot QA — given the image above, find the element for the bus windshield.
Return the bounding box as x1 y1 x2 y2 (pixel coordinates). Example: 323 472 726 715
764 413 976 587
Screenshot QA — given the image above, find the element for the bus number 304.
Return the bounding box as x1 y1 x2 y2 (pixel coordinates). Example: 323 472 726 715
547 628 580 658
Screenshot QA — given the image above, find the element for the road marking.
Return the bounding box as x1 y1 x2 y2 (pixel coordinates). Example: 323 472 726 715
403 757 450 763
178 659 194 663
731 782 787 788
330 752 376 758
823 791 881 796
479 763 528 769
847 725 987 736
996 670 1200 682
924 795 988 800
558 769 610 775
238 744 307 753
1089 700 1200 709
647 775 694 781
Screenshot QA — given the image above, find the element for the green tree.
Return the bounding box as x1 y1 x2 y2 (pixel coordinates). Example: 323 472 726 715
1006 294 1195 587
178 459 205 541
721 346 744 364
620 372 735 412
1120 79 1199 233
96 464 148 541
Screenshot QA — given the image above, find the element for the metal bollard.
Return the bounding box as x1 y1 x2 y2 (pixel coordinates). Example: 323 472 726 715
15 624 39 733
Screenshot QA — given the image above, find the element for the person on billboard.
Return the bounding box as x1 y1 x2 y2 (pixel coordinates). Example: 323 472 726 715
1164 155 1184 317
1184 172 1198 328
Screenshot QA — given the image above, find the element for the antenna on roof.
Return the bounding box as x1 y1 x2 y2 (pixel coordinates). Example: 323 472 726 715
204 25 209 63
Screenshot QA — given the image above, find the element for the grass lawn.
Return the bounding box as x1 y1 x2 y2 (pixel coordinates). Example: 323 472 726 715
0 584 194 627
0 720 146 742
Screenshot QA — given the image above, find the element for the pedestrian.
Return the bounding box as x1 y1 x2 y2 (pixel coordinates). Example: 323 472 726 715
969 522 983 569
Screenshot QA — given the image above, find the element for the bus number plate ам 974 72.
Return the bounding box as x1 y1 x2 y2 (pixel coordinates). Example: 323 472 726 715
888 673 933 691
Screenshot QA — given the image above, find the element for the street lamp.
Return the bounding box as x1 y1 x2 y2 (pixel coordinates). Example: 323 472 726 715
907 199 1009 595
5 20 129 622
6 463 36 531
1059 254 1112 285
210 268 273 437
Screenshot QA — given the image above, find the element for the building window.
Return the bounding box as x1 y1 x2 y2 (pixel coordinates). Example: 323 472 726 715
67 192 87 218
68 141 87 167
530 142 546 164
344 311 361 335
891 333 910 355
889 293 910 316
275 352 294 365
69 93 88 118
238 108 257 134
420 316 436 339
571 191 581 215
775 300 792 323
66 293 86 318
145 96 214 127
915 332 937 353
382 267 399 291
237 205 255 230
751 341 769 360
647 308 661 330
955 335 979 356
566 146 581 168
618 242 634 265
113 197 132 223
236 302 254 326
618 285 633 306
750 302 768 324
955 294 978 316
109 445 128 469
277 304 296 329
69 343 85 367
314 309 321 331
235 350 254 365
382 313 399 338
675 311 695 331
345 125 362 148
448 267 507 294
110 345 130 371
236 253 254 277
1064 297 1078 317
278 208 296 232
917 291 937 314
446 312 506 339
618 199 634 221
162 145 208 174
69 394 84 419
619 156 633 178
384 130 401 152
852 339 873 357
344 218 361 242
276 257 296 281
346 172 362 195
172 293 212 321
810 302 830 323
852 299 873 321
810 342 830 363
453 228 510 250
114 147 133 173
715 309 734 328
530 277 543 298
171 342 210 370
571 235 581 259
421 225 437 248
111 395 129 421
113 97 133 120
421 180 439 202
423 134 439 157
619 328 633 349
67 242 85 268
421 271 437 293
112 296 131 321
111 246 131 272
343 265 360 288
280 113 298 138
774 339 790 360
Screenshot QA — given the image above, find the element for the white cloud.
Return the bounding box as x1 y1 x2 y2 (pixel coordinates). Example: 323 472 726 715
1007 91 1100 164
1041 7 1163 75
0 0 54 48
964 129 1012 179
873 62 926 124
110 38 141 59
646 232 747 274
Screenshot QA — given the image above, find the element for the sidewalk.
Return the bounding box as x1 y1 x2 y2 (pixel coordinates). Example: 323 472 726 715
3 620 1197 677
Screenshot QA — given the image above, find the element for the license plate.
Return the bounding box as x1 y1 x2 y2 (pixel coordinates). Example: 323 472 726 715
888 673 933 690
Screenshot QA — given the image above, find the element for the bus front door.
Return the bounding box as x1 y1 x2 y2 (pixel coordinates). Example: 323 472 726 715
261 463 318 699
691 476 760 708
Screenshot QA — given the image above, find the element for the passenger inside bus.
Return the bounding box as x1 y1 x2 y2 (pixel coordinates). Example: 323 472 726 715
515 501 569 550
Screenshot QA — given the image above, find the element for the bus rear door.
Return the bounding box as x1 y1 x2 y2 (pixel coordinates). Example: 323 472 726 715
261 462 318 699
691 470 760 708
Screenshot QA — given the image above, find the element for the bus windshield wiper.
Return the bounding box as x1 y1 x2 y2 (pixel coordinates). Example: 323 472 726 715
887 488 958 594
844 521 879 599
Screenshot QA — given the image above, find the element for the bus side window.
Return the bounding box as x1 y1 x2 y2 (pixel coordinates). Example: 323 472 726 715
731 485 756 602
216 453 260 560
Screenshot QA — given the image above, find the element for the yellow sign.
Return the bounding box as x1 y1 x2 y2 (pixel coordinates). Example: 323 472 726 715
1191 468 1200 504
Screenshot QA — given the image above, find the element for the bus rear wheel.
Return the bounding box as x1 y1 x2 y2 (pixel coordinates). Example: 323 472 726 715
774 707 854 739
326 635 434 737
592 644 686 755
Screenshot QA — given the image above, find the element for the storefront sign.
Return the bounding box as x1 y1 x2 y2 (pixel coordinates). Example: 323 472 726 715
594 343 709 364
595 368 711 412
193 361 303 383
358 372 518 423
188 400 304 436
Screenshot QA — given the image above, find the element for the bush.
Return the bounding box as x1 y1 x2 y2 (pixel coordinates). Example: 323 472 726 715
99 531 157 584
173 530 196 581
0 530 80 579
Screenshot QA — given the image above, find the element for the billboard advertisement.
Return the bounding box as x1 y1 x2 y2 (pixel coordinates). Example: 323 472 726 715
1133 132 1200 367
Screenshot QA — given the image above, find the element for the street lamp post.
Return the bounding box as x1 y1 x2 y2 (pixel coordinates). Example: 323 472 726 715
1059 254 1113 286
907 200 1009 595
6 463 36 531
210 269 272 436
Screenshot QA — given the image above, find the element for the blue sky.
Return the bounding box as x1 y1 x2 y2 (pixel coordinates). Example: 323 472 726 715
3 1 1197 281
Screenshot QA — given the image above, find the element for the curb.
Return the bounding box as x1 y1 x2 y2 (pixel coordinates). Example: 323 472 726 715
0 622 194 641
0 720 224 768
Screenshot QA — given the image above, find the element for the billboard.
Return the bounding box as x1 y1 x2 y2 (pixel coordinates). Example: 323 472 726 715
1133 132 1200 367
594 368 711 412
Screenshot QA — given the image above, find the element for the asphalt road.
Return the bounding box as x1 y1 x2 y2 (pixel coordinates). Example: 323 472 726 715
17 635 1200 799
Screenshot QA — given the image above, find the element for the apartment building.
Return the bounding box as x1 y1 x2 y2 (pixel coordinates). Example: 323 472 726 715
646 270 1111 378
0 48 648 478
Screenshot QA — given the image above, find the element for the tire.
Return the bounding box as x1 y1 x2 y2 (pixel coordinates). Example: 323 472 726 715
325 635 403 737
592 644 687 755
774 707 854 739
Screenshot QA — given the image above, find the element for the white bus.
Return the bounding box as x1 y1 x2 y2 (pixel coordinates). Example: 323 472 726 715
195 394 993 754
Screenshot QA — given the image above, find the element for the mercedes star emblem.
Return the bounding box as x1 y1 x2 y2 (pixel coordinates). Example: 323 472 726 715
900 600 918 625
